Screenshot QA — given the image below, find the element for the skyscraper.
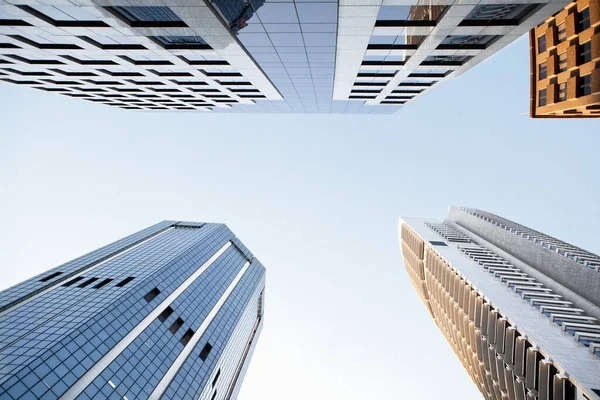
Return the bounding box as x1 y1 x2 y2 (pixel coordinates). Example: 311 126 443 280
399 206 600 400
529 0 599 118
0 220 266 400
0 0 569 113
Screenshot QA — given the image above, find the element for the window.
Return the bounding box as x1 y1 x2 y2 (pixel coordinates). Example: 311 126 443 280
538 34 546 53
211 391 217 400
93 279 113 289
557 82 567 102
153 36 210 50
169 317 184 334
539 88 547 106
115 277 134 287
462 4 539 24
158 306 174 322
579 74 592 96
430 241 447 246
538 62 547 79
199 343 213 361
438 35 499 49
578 7 590 32
143 287 161 302
579 41 592 64
180 329 195 346
212 369 221 387
63 276 85 287
557 23 566 44
558 52 568 72
106 6 186 27
39 271 62 282
78 277 99 288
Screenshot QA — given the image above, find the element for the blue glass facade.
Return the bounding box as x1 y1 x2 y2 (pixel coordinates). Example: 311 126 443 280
0 221 266 400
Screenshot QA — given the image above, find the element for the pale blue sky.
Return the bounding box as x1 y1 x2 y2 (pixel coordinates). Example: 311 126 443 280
1 35 599 400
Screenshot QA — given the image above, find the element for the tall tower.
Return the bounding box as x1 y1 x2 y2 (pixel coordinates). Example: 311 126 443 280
399 207 600 400
0 220 265 400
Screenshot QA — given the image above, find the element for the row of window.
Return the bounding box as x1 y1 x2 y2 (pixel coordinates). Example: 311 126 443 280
538 42 593 79
538 75 592 106
61 275 133 288
537 7 591 53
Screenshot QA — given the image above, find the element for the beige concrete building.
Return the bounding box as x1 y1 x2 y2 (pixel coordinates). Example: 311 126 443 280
530 0 600 118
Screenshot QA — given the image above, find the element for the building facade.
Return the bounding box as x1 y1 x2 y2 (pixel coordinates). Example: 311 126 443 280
0 220 266 400
529 0 600 118
399 206 600 400
0 0 569 114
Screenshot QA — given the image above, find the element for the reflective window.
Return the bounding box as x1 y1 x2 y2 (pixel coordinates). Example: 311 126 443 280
538 34 546 53
153 36 210 50
376 5 445 24
463 4 540 23
558 52 567 72
439 35 499 48
538 88 547 106
557 82 567 102
557 22 566 44
579 41 592 64
538 62 547 80
578 7 590 32
108 6 182 23
423 55 471 65
579 74 591 96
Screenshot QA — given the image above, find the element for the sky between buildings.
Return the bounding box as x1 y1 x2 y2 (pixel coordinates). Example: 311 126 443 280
1 35 599 400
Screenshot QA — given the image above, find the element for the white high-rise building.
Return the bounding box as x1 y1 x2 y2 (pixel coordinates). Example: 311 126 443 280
400 206 600 400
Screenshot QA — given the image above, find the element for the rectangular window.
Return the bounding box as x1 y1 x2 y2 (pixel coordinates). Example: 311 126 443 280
116 277 134 287
180 329 194 346
199 343 213 361
579 41 592 64
93 278 113 289
169 317 184 334
538 62 547 79
558 82 567 102
557 22 566 43
538 34 546 53
63 276 85 287
539 88 547 106
39 271 62 282
579 74 592 96
211 391 217 400
158 306 174 322
105 6 186 27
429 241 447 246
78 277 99 288
578 8 590 32
143 287 161 302
558 52 568 72
212 369 221 387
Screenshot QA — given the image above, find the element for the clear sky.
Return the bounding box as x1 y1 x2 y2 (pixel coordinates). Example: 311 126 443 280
1 35 599 400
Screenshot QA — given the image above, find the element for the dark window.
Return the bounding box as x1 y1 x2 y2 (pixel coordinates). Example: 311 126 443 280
538 34 546 53
144 287 161 302
212 369 221 387
169 317 184 334
153 36 210 49
106 6 186 27
557 82 567 102
579 74 592 96
180 329 195 346
558 52 568 72
538 62 547 79
199 343 213 361
462 4 539 24
78 277 99 288
62 276 85 287
93 278 113 289
438 35 499 49
579 41 592 64
422 55 471 65
539 88 547 106
578 8 590 32
39 271 62 282
430 241 448 246
557 22 566 43
116 277 135 287
158 306 174 322
211 391 217 400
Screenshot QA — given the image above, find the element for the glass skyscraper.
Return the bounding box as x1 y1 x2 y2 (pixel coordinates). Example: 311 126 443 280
0 0 570 113
0 220 265 400
400 206 600 400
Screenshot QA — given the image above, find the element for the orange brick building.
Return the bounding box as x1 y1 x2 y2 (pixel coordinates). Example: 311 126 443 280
530 0 600 118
